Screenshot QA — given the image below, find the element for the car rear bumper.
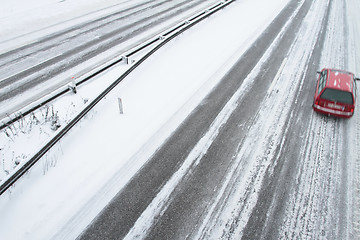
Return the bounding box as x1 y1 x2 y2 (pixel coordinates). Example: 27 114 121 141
313 104 353 118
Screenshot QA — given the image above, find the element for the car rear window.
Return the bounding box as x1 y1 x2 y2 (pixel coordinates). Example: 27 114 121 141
320 88 354 104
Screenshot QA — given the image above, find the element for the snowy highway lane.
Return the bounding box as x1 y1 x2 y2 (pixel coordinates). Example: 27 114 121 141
0 0 359 239
79 0 359 239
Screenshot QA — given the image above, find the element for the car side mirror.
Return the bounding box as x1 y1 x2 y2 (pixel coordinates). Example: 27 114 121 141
317 71 321 74
355 77 360 81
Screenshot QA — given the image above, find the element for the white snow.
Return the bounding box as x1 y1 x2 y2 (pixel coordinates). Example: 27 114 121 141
0 0 291 239
1 0 359 239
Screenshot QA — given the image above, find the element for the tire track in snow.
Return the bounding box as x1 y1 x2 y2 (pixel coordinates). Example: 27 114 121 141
77 0 300 238
280 0 353 238
193 0 331 238
346 0 360 238
351 108 360 238
280 116 345 239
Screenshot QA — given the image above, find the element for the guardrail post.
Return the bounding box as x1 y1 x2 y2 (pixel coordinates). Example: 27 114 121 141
68 80 77 94
122 55 136 65
121 55 129 64
118 98 124 114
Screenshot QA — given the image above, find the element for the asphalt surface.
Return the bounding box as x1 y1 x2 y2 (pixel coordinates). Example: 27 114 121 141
0 0 357 239
72 0 360 239
77 0 352 239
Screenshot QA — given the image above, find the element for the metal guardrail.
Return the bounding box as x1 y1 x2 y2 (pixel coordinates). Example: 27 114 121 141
0 0 235 196
0 56 124 131
0 1 231 131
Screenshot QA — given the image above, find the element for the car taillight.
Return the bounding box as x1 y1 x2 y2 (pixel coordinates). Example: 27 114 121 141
345 105 354 113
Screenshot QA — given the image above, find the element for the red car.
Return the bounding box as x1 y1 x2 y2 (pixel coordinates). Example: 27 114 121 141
313 68 359 118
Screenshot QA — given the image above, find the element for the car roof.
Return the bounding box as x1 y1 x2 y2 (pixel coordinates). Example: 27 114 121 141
325 68 354 92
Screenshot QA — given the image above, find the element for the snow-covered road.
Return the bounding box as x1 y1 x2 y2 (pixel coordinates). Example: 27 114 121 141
0 0 359 239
